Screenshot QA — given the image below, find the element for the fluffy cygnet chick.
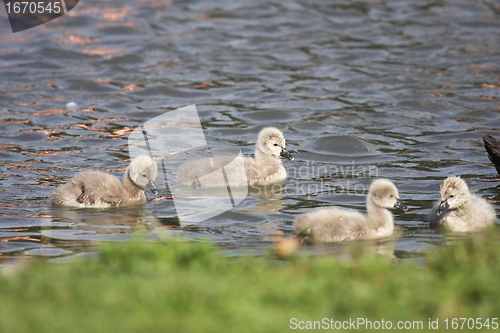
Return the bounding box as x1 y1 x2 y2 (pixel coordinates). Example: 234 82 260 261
429 176 496 232
177 127 294 188
293 179 407 242
51 155 158 208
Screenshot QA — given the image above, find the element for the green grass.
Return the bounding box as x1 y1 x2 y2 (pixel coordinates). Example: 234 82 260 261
1 235 500 332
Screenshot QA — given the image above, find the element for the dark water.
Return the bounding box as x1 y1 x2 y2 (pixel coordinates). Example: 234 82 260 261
1 0 500 262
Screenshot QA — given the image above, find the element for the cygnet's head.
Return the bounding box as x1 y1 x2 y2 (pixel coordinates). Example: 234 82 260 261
436 176 470 216
369 179 407 211
128 155 158 194
256 127 294 160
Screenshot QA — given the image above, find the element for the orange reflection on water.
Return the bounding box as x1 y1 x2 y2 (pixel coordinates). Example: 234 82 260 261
483 83 500 89
0 145 17 151
25 175 62 185
8 84 38 92
27 150 84 157
194 13 212 21
81 47 125 58
112 127 134 137
82 108 98 113
151 196 173 201
91 118 131 123
101 7 132 22
66 35 100 44
0 159 43 170
193 80 213 89
39 129 64 138
0 36 27 42
0 236 40 242
121 84 141 91
12 101 38 106
471 64 493 69
0 119 30 125
77 6 132 22
425 70 444 76
69 117 137 138
75 124 108 132
32 109 68 116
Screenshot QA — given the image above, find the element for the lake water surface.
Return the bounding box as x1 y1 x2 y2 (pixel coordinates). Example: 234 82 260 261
1 0 500 262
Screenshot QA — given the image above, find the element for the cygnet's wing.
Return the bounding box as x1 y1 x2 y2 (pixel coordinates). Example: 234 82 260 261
177 158 216 187
483 135 500 175
177 155 248 188
470 195 496 229
294 207 368 242
51 177 85 206
71 171 124 206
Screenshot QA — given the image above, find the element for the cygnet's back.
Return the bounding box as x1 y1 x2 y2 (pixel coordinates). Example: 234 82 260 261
177 127 294 188
294 179 407 242
51 155 158 208
429 176 496 232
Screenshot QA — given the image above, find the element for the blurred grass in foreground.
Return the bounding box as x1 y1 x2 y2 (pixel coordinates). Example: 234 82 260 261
1 235 500 332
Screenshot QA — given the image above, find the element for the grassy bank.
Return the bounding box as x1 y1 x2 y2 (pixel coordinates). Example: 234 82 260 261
1 236 500 332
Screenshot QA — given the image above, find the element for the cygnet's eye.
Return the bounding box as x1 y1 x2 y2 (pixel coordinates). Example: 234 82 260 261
273 143 278 146
449 195 454 198
390 194 393 198
142 174 147 178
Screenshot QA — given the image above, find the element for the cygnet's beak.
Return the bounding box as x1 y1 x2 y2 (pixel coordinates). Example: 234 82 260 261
280 147 294 160
436 200 449 216
148 180 159 195
394 198 408 212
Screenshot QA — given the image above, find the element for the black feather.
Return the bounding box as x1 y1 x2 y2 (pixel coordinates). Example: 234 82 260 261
483 135 500 175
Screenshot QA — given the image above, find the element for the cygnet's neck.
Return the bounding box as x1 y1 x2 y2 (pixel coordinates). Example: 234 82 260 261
366 197 394 232
254 148 282 166
123 168 145 197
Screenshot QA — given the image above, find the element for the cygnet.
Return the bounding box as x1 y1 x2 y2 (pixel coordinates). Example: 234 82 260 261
294 179 407 242
483 135 500 175
177 127 294 188
51 155 158 208
429 176 496 232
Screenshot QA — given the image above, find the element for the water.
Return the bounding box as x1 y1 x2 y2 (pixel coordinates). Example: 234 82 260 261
1 0 500 261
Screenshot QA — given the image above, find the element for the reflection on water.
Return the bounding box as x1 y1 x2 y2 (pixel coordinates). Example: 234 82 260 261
246 184 285 214
1 0 500 261
41 207 162 253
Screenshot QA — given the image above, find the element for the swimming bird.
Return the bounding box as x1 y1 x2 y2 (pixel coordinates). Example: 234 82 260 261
293 179 407 242
483 135 500 175
177 127 294 188
51 155 158 208
429 176 496 232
